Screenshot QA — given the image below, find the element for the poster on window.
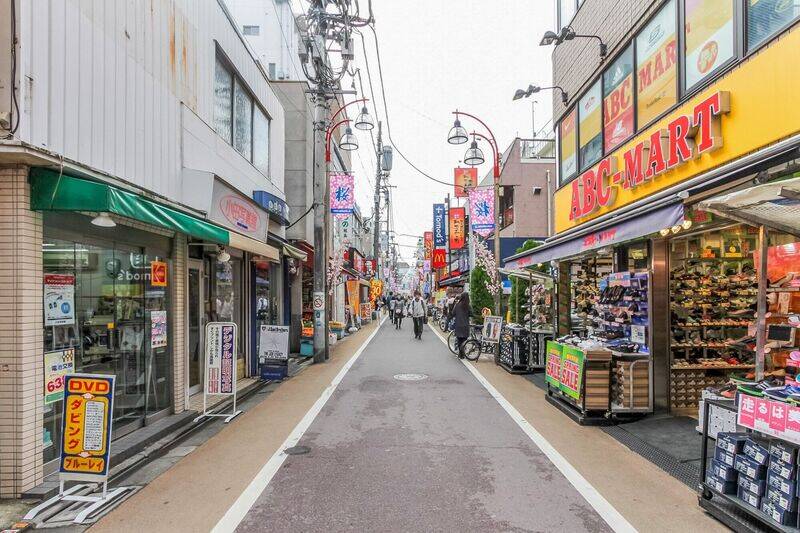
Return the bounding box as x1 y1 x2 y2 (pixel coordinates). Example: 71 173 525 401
433 204 447 247
684 0 734 89
636 0 677 126
205 322 237 395
454 167 477 198
330 173 355 219
150 310 168 349
603 47 634 152
44 274 75 326
258 325 289 362
560 108 577 181
44 348 75 404
449 207 466 249
469 188 495 237
578 81 602 168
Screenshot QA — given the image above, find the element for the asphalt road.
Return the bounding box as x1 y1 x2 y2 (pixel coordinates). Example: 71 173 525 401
233 321 612 532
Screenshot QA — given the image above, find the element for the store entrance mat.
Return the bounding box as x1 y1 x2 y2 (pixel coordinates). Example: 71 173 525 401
545 392 614 426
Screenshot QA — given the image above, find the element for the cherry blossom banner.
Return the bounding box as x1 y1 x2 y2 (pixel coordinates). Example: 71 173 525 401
469 187 494 237
330 173 355 220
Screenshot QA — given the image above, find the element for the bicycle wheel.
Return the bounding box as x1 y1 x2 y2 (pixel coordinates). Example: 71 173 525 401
461 339 481 362
447 331 459 354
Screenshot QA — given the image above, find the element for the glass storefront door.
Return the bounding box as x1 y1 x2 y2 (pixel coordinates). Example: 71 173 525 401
188 260 204 395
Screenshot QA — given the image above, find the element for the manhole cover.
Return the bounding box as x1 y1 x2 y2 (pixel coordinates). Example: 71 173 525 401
393 373 428 381
284 445 311 455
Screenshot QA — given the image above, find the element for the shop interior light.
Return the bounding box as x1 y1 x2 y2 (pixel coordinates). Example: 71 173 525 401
671 225 682 234
659 228 671 236
682 219 693 230
217 246 231 263
91 213 116 227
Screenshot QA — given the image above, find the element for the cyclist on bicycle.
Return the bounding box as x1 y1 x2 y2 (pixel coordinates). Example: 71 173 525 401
451 293 471 359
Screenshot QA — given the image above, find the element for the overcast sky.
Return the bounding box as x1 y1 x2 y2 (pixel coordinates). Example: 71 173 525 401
295 1 557 262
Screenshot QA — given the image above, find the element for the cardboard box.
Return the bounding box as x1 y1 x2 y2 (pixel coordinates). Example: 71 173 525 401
716 432 749 455
734 454 767 480
767 472 796 499
708 459 738 482
771 440 799 465
714 447 736 467
737 474 766 496
738 484 761 509
761 501 798 527
742 438 770 466
706 474 737 495
765 486 798 512
769 457 796 481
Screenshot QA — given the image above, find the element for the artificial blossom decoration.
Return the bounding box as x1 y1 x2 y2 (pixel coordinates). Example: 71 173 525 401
327 248 345 295
473 233 502 297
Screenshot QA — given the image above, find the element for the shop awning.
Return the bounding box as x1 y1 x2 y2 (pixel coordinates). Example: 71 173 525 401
504 202 685 270
229 233 280 262
699 176 800 236
439 272 467 287
30 168 228 244
283 242 308 261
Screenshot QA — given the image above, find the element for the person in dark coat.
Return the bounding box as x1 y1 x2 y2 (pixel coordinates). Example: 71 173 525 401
452 293 471 359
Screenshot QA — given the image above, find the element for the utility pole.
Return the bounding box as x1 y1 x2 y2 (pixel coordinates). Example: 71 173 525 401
312 97 328 363
372 121 382 281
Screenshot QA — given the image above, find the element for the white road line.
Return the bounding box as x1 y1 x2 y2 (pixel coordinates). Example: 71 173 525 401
212 316 387 533
431 327 638 533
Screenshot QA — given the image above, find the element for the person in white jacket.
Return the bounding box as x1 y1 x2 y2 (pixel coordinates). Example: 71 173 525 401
410 291 427 340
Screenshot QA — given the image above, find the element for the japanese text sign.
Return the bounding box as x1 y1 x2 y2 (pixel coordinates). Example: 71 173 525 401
258 325 290 363
433 204 447 247
454 167 477 198
59 374 115 480
468 188 495 237
545 341 563 388
44 274 75 326
449 207 466 250
206 322 237 395
330 173 355 219
424 232 433 260
559 346 585 401
738 393 800 445
44 349 75 405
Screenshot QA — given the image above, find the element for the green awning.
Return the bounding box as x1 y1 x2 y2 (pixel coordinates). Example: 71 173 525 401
29 168 229 244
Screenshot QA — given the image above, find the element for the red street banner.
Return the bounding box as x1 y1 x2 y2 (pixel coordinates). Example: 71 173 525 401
424 231 433 260
454 168 477 198
432 248 447 269
449 207 466 250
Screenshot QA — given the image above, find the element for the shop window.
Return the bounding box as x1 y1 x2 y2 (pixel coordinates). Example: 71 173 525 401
683 0 735 91
233 80 253 160
559 107 578 184
214 58 233 144
603 45 635 153
578 80 602 170
747 0 800 50
253 106 270 176
636 0 678 126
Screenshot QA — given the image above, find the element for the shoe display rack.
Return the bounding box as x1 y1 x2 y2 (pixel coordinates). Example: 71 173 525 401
669 225 759 413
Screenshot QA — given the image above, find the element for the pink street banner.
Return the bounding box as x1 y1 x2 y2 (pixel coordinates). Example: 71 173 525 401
330 173 355 220
469 187 494 237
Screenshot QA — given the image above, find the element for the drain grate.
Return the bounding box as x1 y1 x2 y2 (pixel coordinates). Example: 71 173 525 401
284 445 310 456
393 373 428 381
602 425 700 489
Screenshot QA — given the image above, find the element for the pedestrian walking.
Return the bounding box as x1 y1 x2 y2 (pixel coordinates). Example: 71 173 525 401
411 291 427 339
388 296 396 322
394 297 405 330
452 293 471 359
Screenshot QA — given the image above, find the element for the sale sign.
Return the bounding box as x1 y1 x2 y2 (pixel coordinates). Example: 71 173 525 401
738 394 800 445
449 207 466 250
454 167 477 198
433 204 446 247
44 348 75 404
469 188 494 237
545 341 563 388
559 346 585 401
330 173 355 219
59 374 115 480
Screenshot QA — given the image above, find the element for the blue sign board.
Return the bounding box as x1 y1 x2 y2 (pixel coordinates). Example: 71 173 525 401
433 204 446 247
253 190 291 227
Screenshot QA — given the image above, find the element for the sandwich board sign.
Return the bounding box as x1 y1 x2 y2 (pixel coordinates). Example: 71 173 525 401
24 373 135 524
194 322 242 423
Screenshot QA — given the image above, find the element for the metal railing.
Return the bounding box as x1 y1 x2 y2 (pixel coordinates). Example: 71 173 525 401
520 138 555 160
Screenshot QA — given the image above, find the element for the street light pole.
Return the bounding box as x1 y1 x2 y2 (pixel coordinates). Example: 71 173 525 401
372 121 382 283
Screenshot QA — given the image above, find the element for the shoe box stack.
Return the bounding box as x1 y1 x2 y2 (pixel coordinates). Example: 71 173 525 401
670 369 729 410
584 348 612 411
709 432 800 526
612 361 649 409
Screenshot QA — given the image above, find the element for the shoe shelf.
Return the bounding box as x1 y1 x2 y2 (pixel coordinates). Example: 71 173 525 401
671 364 755 370
767 287 800 293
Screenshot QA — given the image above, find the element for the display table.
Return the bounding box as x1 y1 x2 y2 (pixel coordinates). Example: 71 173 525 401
544 341 613 425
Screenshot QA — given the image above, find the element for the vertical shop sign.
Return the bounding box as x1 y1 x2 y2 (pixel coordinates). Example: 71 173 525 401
206 322 237 395
559 346 585 401
545 341 563 387
449 207 466 250
468 188 495 237
330 173 355 219
258 325 290 362
44 348 75 404
150 310 168 349
433 204 447 247
346 280 361 319
432 248 447 269
424 231 433 260
454 168 477 198
59 374 115 480
44 274 75 326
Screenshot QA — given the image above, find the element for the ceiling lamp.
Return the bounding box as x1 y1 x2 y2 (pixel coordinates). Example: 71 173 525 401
91 213 116 227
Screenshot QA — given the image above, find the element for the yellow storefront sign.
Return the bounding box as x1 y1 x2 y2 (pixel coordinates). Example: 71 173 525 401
554 27 800 234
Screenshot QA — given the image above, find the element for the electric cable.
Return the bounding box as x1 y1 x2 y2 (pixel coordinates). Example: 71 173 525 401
285 202 317 230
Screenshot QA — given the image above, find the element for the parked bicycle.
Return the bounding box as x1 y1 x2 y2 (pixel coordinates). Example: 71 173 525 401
447 324 483 361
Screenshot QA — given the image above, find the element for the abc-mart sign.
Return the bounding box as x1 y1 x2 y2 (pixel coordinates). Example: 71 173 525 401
569 91 729 221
